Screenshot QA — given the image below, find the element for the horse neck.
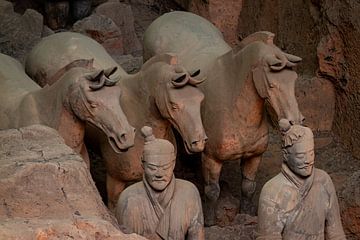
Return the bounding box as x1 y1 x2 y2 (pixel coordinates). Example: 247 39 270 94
205 49 266 127
121 71 172 137
30 75 84 131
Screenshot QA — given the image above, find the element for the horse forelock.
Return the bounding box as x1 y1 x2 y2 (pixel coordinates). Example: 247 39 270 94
141 53 178 72
48 59 95 85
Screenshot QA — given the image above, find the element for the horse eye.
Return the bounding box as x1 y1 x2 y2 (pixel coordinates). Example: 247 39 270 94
171 102 179 110
269 82 276 88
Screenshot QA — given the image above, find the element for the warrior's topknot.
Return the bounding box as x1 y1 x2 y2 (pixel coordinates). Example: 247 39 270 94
141 126 156 142
141 126 175 158
279 119 291 134
278 119 313 148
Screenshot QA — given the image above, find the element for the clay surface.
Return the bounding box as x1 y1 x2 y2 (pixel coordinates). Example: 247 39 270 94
143 11 303 224
0 124 146 240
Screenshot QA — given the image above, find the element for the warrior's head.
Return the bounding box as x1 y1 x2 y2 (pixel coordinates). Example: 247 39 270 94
280 119 314 177
141 126 176 191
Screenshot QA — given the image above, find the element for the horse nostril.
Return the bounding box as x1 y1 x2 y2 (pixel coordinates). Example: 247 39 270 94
191 140 199 146
289 120 295 125
133 127 136 133
302 117 306 123
120 133 127 142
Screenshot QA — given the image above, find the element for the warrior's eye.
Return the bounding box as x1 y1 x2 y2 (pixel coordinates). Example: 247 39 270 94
296 153 305 158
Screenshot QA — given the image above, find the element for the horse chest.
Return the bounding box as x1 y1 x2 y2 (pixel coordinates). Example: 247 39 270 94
57 108 85 152
208 124 269 161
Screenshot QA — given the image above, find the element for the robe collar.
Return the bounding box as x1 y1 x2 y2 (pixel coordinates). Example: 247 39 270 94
143 174 176 239
281 163 314 200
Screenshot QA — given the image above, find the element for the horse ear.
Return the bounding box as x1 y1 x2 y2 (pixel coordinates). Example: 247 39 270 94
104 66 118 77
85 69 104 81
252 66 268 98
190 69 201 77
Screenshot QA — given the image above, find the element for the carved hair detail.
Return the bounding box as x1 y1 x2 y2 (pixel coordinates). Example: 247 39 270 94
141 126 156 142
141 126 175 157
279 119 313 148
87 66 120 91
265 51 302 71
171 68 206 88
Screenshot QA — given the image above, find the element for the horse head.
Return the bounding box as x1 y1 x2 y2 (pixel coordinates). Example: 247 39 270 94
143 53 208 153
69 67 136 152
252 44 305 125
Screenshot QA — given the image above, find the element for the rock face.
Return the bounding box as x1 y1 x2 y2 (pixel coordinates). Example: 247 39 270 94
72 14 125 56
339 170 360 239
95 1 142 56
174 0 243 46
0 0 44 63
238 0 360 158
0 125 146 240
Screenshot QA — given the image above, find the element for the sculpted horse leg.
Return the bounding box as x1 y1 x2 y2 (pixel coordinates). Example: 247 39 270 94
202 153 223 226
241 154 262 214
106 174 126 212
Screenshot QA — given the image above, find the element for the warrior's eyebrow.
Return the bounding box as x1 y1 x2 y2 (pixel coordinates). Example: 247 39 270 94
147 161 174 167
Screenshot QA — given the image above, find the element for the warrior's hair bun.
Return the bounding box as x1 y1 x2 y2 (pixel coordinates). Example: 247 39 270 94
141 126 156 142
279 119 291 134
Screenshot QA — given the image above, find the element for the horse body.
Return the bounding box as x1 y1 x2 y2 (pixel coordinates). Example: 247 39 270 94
25 33 207 210
0 53 135 165
25 32 128 87
144 11 304 224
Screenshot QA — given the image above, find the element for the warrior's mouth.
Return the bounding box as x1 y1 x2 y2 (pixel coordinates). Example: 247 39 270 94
298 163 314 169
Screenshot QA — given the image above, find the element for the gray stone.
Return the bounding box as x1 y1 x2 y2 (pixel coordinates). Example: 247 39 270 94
0 7 43 64
0 0 13 16
95 1 142 56
113 54 143 74
72 13 124 56
41 25 54 38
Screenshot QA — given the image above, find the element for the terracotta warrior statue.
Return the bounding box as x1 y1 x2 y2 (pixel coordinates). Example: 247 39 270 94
115 126 205 240
257 119 346 240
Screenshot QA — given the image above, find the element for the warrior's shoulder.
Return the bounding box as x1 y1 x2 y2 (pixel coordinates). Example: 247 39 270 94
259 173 295 202
313 168 335 187
175 178 201 196
119 182 146 203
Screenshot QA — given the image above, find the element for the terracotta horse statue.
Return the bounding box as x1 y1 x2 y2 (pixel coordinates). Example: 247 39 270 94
143 11 304 224
0 53 135 166
25 32 208 210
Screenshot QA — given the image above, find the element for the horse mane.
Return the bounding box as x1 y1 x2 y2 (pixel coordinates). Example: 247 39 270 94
233 31 302 71
47 58 95 86
237 31 275 51
141 53 178 72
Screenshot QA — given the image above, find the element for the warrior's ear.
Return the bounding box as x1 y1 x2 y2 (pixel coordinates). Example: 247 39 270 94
141 156 145 169
282 149 288 162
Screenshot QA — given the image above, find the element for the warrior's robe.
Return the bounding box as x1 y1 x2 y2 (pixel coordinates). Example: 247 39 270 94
257 164 346 240
116 176 204 240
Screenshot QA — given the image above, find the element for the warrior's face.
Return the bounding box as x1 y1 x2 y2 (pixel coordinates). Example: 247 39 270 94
143 155 176 191
285 140 315 177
